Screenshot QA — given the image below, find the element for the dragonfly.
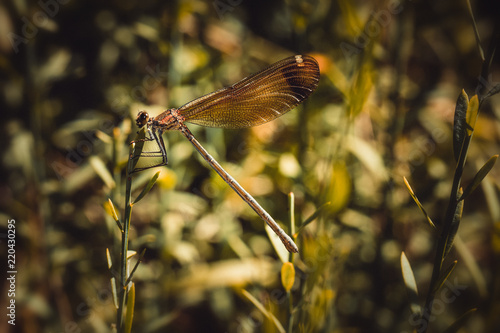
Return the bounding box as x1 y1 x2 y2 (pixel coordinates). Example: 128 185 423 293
131 54 320 253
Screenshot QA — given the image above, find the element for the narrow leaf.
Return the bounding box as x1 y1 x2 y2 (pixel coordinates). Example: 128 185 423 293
95 129 112 144
295 201 331 236
442 308 477 333
465 0 484 61
443 189 464 259
266 224 289 264
453 90 469 162
484 82 500 99
124 282 135 333
104 199 123 232
133 171 160 204
433 260 457 294
127 250 137 260
455 236 488 297
241 289 286 333
110 277 118 309
403 177 436 229
105 198 119 221
106 248 113 270
465 95 479 135
281 262 295 292
125 249 147 286
89 155 116 189
401 252 421 316
460 155 498 201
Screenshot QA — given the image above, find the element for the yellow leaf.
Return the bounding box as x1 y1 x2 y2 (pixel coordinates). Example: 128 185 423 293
124 283 135 333
281 262 295 292
466 95 479 135
326 161 351 213
103 199 118 221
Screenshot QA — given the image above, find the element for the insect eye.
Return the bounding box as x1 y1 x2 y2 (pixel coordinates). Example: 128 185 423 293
136 111 149 127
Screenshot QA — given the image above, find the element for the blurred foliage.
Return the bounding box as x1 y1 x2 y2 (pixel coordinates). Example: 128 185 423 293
0 0 499 332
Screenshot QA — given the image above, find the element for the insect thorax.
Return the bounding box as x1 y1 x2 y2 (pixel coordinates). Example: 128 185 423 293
152 108 185 131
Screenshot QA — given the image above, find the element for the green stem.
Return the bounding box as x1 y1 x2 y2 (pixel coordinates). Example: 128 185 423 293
116 146 135 331
287 192 295 333
421 135 470 332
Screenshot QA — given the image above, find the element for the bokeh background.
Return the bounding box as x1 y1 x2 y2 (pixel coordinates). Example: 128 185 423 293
1 0 499 332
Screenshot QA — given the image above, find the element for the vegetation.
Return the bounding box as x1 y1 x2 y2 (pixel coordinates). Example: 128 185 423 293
1 0 499 332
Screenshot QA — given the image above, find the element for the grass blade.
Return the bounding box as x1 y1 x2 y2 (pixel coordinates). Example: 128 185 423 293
465 0 484 61
241 289 286 333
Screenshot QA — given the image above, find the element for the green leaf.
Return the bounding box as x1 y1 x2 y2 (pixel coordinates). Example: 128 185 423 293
433 260 457 294
460 155 498 201
484 82 500 99
401 252 421 316
132 171 160 204
453 90 469 162
110 277 118 309
124 282 135 333
465 0 484 61
295 201 332 236
125 249 146 286
442 308 477 333
403 177 436 229
443 189 464 259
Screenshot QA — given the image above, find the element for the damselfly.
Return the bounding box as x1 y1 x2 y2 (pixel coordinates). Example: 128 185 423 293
131 55 320 253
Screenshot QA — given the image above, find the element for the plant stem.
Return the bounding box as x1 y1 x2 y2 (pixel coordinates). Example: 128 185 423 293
116 147 135 332
421 135 470 332
287 192 295 333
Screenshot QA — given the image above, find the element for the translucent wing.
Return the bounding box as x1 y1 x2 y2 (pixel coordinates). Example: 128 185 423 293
177 55 320 129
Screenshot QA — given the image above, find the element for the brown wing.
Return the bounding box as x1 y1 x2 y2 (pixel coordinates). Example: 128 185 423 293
177 55 320 129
